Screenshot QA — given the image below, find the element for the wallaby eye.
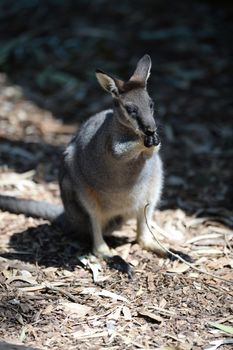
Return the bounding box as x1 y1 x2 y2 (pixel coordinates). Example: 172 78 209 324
149 101 154 110
125 104 138 118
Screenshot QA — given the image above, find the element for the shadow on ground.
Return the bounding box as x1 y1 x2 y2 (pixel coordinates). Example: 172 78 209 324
0 342 40 350
1 221 131 269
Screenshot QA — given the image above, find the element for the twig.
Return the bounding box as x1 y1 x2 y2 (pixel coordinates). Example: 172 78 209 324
144 204 233 285
44 283 79 303
186 233 229 244
18 282 79 302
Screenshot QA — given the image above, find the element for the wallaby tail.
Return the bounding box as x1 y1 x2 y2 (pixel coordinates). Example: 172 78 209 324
0 195 63 221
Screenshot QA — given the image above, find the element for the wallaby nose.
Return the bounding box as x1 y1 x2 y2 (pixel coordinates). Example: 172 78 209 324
144 127 156 136
153 134 160 146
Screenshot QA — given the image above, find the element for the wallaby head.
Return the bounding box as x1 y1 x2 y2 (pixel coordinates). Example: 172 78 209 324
96 55 160 147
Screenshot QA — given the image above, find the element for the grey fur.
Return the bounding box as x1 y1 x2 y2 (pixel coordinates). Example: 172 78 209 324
0 195 63 221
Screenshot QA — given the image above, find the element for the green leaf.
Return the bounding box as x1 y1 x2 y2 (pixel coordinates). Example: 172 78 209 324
208 322 233 335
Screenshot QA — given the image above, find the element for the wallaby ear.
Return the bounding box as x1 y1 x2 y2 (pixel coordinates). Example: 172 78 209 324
130 54 152 84
96 69 120 96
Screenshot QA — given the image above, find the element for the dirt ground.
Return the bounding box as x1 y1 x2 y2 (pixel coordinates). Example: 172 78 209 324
0 1 232 349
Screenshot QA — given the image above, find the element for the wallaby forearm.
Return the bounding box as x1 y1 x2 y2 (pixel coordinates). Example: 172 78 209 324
111 140 148 161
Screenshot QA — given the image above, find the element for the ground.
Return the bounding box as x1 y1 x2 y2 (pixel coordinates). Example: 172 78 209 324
0 1 233 349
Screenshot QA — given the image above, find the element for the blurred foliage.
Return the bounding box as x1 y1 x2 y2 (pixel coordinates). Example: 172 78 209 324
0 0 232 121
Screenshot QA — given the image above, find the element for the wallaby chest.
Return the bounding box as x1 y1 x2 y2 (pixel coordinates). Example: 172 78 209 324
75 111 152 182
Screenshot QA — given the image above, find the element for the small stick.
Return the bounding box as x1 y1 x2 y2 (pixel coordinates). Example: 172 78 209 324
44 283 79 303
144 204 233 286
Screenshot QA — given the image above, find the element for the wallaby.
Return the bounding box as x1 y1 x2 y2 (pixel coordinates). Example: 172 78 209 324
59 54 162 257
0 55 190 261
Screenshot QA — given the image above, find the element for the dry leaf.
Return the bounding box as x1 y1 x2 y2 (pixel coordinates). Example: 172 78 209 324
2 269 13 279
59 301 91 318
81 287 129 303
159 298 167 309
15 313 24 325
42 304 54 315
106 319 116 332
122 306 132 321
19 326 27 342
167 263 190 274
152 306 175 316
186 233 224 244
72 330 109 339
78 255 102 282
138 310 163 323
6 275 37 285
147 272 155 291
98 289 129 303
107 306 122 321
163 222 185 241
62 270 74 277
193 248 223 255
204 338 233 350
207 257 233 269
88 261 102 283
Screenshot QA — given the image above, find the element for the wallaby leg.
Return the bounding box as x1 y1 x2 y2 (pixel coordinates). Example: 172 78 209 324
137 204 165 256
89 215 112 257
52 212 70 231
61 174 112 257
60 174 91 235
62 195 89 233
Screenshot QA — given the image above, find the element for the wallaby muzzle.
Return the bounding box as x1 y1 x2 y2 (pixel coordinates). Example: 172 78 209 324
139 122 160 148
144 133 160 148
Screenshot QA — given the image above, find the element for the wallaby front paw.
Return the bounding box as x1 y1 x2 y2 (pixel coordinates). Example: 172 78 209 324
168 249 193 263
138 236 165 256
106 255 133 279
93 242 113 258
